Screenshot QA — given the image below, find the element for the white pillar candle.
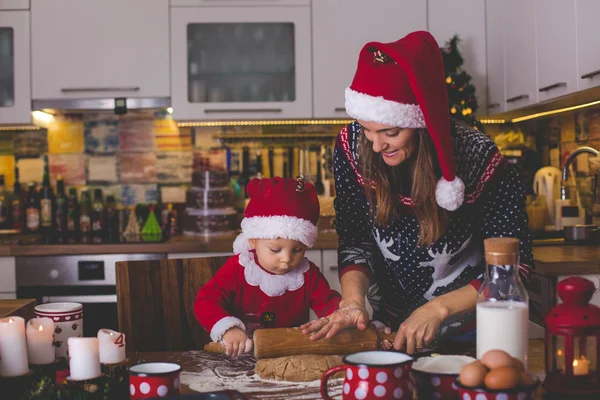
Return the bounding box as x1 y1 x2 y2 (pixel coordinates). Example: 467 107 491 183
97 329 126 364
68 337 101 381
26 318 55 365
0 316 29 377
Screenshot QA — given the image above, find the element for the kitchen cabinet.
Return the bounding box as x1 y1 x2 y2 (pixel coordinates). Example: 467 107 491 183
0 257 16 297
0 11 30 124
171 0 309 6
312 0 426 119
504 0 537 111
535 0 577 103
428 0 487 114
31 0 170 102
170 6 312 120
0 0 28 10
576 0 600 91
484 0 506 114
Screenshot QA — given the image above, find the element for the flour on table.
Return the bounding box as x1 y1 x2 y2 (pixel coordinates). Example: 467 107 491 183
178 351 343 399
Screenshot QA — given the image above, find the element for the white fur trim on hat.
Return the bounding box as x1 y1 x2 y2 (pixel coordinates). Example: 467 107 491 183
345 87 426 128
436 176 465 211
210 316 245 342
232 215 318 254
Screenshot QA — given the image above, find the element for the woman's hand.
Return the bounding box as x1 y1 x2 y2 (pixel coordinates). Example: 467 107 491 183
392 301 446 354
221 327 253 357
300 300 370 341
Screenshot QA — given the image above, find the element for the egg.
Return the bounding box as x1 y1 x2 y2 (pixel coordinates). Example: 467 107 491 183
481 349 514 369
484 366 520 390
459 360 488 388
512 357 525 373
520 372 535 386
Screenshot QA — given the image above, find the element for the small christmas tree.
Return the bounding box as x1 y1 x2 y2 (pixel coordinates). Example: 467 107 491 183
441 35 484 132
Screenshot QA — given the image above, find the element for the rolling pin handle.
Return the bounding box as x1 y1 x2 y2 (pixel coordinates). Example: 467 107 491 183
320 365 346 400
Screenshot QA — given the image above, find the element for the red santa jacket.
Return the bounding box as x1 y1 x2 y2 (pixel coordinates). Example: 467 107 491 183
194 250 341 342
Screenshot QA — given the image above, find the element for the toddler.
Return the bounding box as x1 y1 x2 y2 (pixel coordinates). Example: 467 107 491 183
194 177 341 356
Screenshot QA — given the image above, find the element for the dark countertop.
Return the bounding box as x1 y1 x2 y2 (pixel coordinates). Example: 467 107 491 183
0 233 598 278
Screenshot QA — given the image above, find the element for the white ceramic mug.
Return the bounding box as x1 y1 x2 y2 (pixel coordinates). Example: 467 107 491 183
35 302 83 359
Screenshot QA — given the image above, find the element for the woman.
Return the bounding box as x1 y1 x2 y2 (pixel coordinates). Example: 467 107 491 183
301 31 533 354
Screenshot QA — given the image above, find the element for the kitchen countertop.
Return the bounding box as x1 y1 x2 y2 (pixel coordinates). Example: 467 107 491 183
0 298 36 320
0 233 598 277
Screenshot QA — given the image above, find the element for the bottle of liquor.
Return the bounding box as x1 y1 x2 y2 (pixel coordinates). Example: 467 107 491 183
25 183 40 233
40 160 55 243
0 175 9 229
55 177 68 244
105 195 119 243
91 189 105 244
11 166 24 232
79 190 92 244
66 187 79 243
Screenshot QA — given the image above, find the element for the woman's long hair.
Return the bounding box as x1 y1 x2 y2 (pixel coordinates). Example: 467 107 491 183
358 128 448 247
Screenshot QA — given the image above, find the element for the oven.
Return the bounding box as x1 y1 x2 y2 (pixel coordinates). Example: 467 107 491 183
16 253 166 337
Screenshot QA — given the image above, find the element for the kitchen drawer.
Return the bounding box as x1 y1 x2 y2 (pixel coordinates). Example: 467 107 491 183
0 257 15 293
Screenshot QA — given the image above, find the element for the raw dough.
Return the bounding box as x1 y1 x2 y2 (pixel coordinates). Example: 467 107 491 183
255 355 344 382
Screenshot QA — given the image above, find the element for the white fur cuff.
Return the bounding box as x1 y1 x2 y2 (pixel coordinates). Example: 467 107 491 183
436 177 465 211
210 316 246 342
232 215 318 254
345 87 426 128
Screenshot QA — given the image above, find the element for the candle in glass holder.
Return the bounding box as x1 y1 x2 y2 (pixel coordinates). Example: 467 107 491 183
97 328 126 364
68 337 101 381
0 316 29 377
26 317 55 365
573 356 590 376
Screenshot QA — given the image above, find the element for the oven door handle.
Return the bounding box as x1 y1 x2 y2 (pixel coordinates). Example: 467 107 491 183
42 295 117 304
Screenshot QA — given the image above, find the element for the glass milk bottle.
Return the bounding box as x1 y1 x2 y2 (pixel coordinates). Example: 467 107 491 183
476 238 529 365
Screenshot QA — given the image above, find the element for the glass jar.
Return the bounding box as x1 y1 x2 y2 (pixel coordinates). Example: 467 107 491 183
476 237 529 364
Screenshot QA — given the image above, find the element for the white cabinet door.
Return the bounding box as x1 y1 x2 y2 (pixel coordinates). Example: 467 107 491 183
535 0 577 102
321 249 341 294
0 257 16 294
31 0 170 100
171 0 309 5
0 11 30 124
312 0 426 119
504 0 537 110
576 0 600 90
428 0 487 114
0 0 29 10
484 0 505 114
171 6 312 120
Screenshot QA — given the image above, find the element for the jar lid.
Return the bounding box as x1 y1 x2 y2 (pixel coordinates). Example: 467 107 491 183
484 237 519 265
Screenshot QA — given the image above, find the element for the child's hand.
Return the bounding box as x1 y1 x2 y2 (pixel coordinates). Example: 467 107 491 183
222 327 253 357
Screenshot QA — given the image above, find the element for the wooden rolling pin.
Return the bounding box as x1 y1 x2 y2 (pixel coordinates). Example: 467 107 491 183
204 324 395 359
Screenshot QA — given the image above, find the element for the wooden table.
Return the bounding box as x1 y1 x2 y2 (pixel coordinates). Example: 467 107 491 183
127 339 547 400
0 299 36 320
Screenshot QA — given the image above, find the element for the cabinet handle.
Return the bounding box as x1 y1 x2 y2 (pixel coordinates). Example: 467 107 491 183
581 69 600 80
538 82 566 92
204 108 283 113
487 103 500 109
506 94 529 103
61 86 140 93
334 107 346 112
328 265 338 271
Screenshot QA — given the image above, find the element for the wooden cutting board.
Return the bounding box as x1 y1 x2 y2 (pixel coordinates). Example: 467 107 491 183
0 299 37 320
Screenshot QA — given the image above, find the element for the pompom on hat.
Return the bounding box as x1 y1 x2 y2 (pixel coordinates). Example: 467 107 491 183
345 30 464 211
232 176 320 254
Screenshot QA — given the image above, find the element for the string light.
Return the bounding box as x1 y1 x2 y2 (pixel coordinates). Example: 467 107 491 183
177 119 353 127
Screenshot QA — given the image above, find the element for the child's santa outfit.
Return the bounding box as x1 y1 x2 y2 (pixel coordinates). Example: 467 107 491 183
194 177 341 342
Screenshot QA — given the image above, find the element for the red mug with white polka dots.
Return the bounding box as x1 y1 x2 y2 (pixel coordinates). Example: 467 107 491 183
128 362 181 399
321 351 414 400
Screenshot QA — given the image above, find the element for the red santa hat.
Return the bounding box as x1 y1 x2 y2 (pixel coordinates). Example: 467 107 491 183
232 176 320 254
345 30 464 211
